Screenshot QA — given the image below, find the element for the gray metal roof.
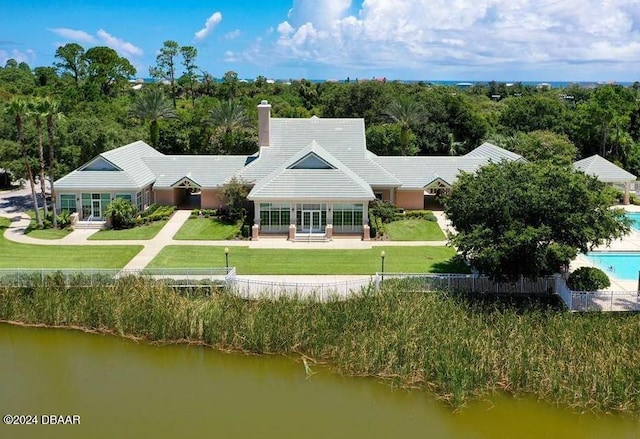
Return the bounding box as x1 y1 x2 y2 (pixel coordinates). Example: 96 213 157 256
56 140 163 190
239 118 400 186
464 142 524 162
574 154 636 182
144 155 250 189
248 141 374 200
374 156 489 189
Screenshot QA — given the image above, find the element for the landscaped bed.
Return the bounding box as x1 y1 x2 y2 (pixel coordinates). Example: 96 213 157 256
148 245 466 274
23 208 72 240
0 217 142 268
88 220 168 240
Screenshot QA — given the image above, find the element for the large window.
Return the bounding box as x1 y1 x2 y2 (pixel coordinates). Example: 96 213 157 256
115 194 132 202
333 204 364 233
259 203 291 233
136 192 142 211
60 194 76 213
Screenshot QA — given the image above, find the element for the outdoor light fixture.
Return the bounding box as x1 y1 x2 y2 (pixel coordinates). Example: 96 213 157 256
380 250 386 283
224 247 230 270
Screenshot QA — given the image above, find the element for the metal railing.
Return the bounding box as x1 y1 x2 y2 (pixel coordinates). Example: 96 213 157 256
375 273 557 295
228 276 375 301
571 291 640 312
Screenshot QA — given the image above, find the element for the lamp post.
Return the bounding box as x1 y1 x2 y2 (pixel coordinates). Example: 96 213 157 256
380 250 386 284
224 247 230 272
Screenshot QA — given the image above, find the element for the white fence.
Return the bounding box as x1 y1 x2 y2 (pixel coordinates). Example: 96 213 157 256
228 276 375 301
571 291 640 312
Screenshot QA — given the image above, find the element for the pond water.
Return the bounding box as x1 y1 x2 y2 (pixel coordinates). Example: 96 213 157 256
0 324 638 439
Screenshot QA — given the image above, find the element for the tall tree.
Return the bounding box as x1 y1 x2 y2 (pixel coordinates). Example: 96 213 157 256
207 100 251 153
180 45 198 105
28 97 49 217
150 40 180 108
445 161 630 280
383 96 425 155
7 99 42 227
43 98 63 228
129 89 177 147
54 43 86 86
83 46 136 97
511 130 577 167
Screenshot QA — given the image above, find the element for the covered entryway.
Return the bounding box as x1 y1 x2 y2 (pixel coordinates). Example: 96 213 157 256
172 176 201 209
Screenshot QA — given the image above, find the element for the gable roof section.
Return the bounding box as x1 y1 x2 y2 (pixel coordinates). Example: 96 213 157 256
79 156 122 171
465 142 524 162
289 152 336 169
56 141 163 190
374 156 488 189
144 155 251 189
574 154 636 182
239 118 400 187
248 140 374 200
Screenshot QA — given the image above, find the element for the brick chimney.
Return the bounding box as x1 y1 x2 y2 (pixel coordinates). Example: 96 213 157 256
257 100 271 147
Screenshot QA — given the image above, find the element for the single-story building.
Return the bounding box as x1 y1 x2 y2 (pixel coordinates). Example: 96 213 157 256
573 154 637 204
55 100 636 240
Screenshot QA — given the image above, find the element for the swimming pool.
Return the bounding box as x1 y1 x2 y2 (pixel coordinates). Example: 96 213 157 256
626 212 640 231
585 252 640 280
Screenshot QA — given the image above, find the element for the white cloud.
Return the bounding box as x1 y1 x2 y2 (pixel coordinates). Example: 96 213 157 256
0 48 36 65
224 29 241 40
97 29 143 57
195 12 222 41
47 28 97 44
248 0 640 78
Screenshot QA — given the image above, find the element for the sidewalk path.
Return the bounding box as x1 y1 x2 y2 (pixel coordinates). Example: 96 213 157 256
1 208 452 269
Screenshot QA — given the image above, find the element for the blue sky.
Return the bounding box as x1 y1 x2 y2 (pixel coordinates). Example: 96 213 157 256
2 0 640 82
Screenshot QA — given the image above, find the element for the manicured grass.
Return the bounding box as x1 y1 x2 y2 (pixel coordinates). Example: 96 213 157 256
387 219 445 241
148 245 466 274
88 220 168 240
173 217 241 240
24 208 72 240
0 217 142 269
24 227 72 240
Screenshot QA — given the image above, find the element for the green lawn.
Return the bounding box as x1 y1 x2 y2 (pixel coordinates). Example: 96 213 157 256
88 220 168 240
24 208 72 240
173 217 241 240
24 227 72 240
147 245 467 274
387 219 445 241
0 217 142 269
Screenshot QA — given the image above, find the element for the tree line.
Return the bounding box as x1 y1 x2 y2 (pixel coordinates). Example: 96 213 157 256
2 40 640 194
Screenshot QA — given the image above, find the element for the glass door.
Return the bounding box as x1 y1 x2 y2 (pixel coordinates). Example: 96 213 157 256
91 199 101 219
301 210 322 233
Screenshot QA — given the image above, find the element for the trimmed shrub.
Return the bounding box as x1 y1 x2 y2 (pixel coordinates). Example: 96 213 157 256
369 199 402 223
104 198 137 230
567 267 611 291
403 210 437 221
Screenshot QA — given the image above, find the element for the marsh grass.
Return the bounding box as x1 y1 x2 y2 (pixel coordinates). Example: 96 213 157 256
1 274 639 415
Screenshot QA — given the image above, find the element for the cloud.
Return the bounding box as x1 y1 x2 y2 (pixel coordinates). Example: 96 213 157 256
47 28 97 44
97 29 143 57
246 0 640 78
195 12 222 41
223 29 241 40
0 48 36 65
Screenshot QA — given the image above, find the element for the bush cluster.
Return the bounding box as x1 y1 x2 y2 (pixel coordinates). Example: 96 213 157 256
191 209 218 218
567 267 611 291
137 204 176 224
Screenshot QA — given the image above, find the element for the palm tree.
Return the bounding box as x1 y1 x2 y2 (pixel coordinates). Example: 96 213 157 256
7 98 42 227
29 97 49 218
42 97 63 228
383 96 425 155
207 100 251 154
129 89 177 147
445 132 466 156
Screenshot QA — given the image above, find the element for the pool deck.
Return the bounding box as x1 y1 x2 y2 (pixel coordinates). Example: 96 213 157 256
572 204 640 294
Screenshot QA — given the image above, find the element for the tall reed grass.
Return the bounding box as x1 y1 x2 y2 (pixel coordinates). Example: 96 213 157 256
1 274 639 414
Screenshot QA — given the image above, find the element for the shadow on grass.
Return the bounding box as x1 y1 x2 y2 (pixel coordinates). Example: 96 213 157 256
430 256 470 274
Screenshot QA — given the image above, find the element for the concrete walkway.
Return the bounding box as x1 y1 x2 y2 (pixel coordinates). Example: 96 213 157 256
1 208 452 270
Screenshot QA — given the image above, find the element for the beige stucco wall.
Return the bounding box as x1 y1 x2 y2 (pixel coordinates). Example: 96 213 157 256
395 190 424 210
201 190 224 209
372 189 391 202
154 189 175 206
